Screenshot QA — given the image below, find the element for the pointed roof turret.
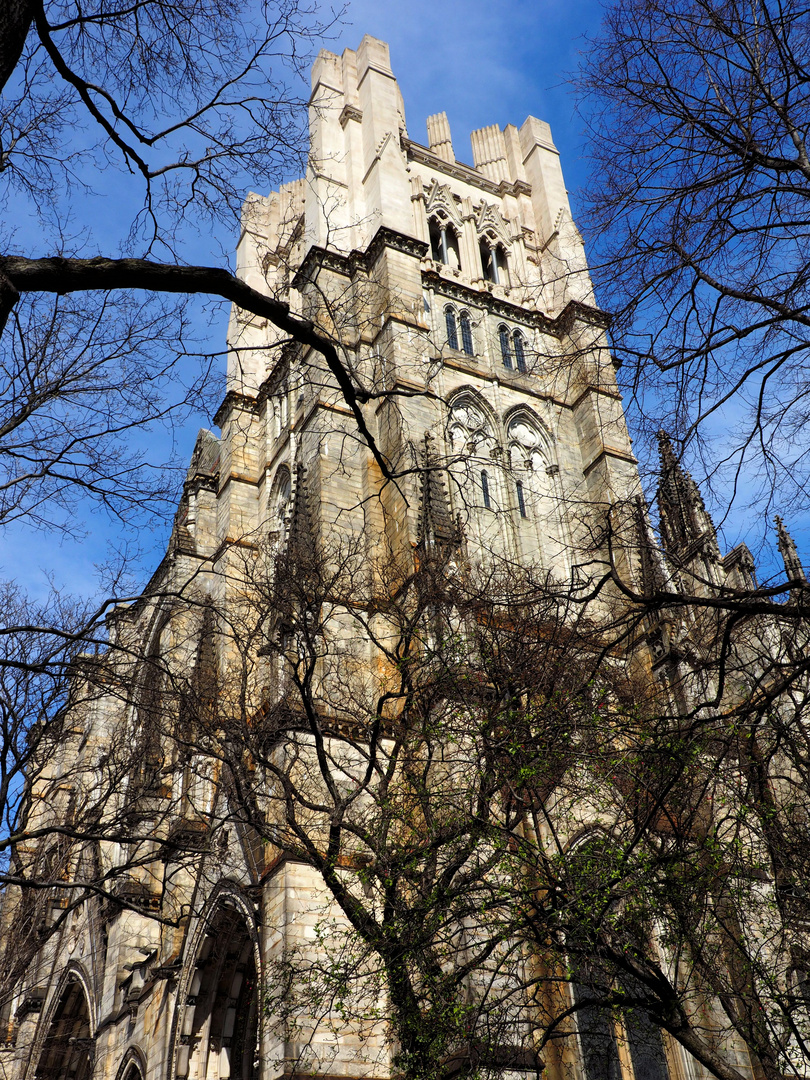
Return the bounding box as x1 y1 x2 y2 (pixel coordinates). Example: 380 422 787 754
416 433 460 551
774 516 807 587
633 495 670 595
656 431 719 561
191 600 218 727
186 428 220 484
287 461 319 566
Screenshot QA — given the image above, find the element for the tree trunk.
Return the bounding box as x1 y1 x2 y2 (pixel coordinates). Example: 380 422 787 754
0 0 34 94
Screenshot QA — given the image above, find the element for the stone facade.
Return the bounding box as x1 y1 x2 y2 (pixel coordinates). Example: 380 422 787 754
3 33 805 1080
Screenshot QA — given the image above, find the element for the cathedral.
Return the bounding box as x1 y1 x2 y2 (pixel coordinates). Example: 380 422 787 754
3 35 808 1080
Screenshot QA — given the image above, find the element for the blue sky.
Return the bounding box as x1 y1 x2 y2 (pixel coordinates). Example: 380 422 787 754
4 0 610 602
2 0 804 598
332 0 600 212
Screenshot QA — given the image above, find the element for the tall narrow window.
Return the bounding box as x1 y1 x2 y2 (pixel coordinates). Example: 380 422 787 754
572 967 623 1080
499 325 513 369
445 307 459 350
514 331 527 373
624 996 670 1080
481 470 491 509
516 480 527 518
460 311 474 356
430 220 444 263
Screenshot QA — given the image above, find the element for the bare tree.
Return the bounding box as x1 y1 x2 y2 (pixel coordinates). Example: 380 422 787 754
152 488 810 1080
578 0 810 528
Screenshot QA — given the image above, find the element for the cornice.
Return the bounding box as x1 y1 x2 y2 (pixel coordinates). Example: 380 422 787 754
289 226 610 342
291 226 429 291
213 389 260 427
582 445 639 478
403 137 533 199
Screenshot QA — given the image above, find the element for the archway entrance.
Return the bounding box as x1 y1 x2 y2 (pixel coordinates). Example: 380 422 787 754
34 977 93 1080
176 905 259 1080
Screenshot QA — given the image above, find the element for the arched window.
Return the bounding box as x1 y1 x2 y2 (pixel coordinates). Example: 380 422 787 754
499 325 513 370
481 470 491 509
513 330 527 373
460 311 474 356
448 397 501 525
35 978 94 1080
430 217 460 268
269 466 292 546
494 244 509 286
176 906 259 1080
445 307 459 350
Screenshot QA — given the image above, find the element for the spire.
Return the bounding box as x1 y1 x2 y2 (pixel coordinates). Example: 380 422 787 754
633 495 669 595
285 457 319 570
191 600 218 728
656 431 718 560
774 516 807 587
416 433 460 551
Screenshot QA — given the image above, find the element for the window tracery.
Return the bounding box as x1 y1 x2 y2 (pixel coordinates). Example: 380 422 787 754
447 397 509 560
506 412 568 568
268 466 291 547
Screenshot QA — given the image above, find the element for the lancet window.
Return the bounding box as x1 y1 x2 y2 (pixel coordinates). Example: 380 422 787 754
516 479 527 517
446 306 459 350
507 412 568 568
499 325 513 369
567 836 670 1080
460 311 474 355
572 963 670 1080
446 307 474 355
268 465 291 546
447 397 509 561
481 470 491 509
513 330 527 373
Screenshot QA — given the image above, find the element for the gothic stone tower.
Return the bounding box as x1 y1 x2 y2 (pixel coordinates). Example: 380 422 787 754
3 34 768 1080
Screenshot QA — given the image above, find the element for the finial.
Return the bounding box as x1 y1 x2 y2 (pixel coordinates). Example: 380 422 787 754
774 515 807 586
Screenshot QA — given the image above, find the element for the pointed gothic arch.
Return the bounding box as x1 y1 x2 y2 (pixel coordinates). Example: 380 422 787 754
33 970 95 1080
173 894 261 1080
114 1046 147 1080
505 410 568 570
445 393 511 557
267 463 292 545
